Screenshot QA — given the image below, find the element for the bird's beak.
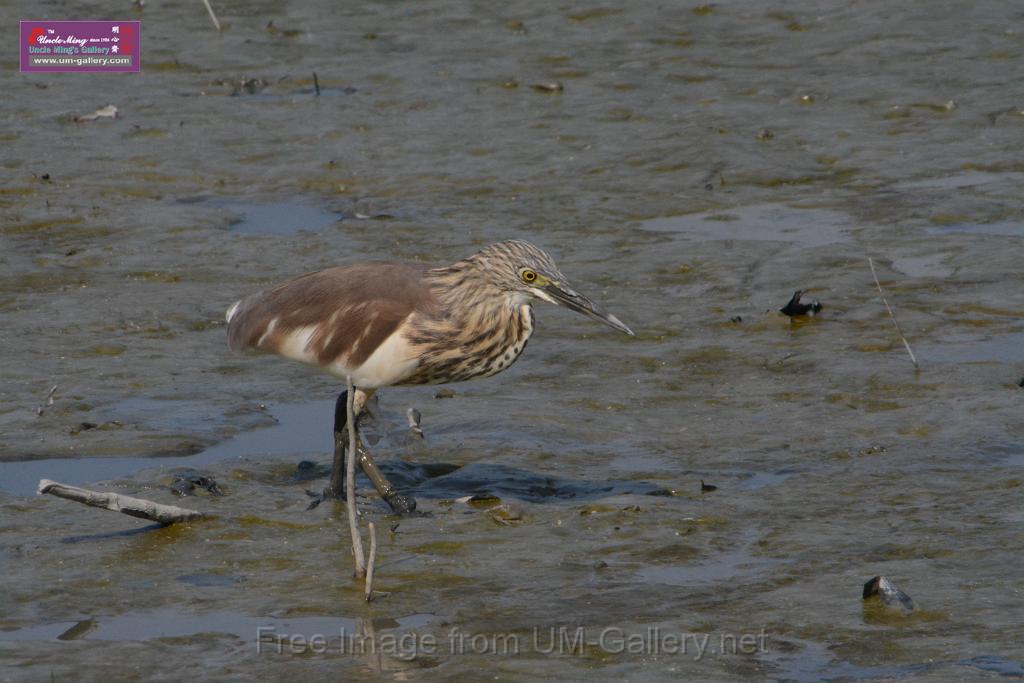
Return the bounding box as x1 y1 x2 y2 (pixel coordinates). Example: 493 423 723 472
539 283 635 336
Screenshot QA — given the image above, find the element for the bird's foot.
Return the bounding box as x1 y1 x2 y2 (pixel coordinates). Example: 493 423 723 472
383 490 418 516
305 486 417 515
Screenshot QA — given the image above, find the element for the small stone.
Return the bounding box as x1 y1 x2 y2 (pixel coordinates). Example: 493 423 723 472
532 82 564 93
434 388 456 399
863 575 915 612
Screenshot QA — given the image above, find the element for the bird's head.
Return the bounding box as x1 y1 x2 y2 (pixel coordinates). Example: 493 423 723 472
475 240 635 335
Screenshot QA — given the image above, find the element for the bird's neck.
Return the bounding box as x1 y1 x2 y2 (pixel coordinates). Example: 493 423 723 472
424 264 535 357
402 265 534 385
427 263 522 322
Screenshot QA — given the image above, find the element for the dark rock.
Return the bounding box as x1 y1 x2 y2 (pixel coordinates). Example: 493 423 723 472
863 575 915 612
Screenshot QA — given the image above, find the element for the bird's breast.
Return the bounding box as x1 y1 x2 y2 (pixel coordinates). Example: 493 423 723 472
399 303 534 385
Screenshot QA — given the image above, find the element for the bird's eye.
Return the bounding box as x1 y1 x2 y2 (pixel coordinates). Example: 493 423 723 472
520 269 538 283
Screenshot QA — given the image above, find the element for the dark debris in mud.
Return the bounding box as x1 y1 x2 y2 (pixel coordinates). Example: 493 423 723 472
780 290 823 317
170 470 223 497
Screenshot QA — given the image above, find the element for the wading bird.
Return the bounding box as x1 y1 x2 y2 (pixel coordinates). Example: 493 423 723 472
226 240 633 513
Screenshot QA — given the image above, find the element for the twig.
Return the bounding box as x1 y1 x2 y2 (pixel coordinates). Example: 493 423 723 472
868 257 919 369
201 0 222 32
365 522 377 601
313 72 320 97
38 479 203 524
346 376 366 578
406 407 423 439
37 385 58 416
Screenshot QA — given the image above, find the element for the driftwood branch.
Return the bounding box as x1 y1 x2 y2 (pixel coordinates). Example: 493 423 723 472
201 0 222 31
38 479 203 524
346 376 367 578
868 257 919 369
406 408 423 439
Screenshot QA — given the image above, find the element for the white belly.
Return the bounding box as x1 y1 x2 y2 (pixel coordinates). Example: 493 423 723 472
326 328 418 388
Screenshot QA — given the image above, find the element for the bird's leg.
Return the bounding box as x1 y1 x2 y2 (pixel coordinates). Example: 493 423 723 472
322 389 417 515
323 392 349 499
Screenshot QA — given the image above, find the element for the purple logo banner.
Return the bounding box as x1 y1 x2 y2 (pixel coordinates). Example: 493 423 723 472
20 20 140 73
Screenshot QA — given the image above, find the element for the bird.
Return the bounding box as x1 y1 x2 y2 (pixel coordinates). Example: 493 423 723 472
225 239 634 512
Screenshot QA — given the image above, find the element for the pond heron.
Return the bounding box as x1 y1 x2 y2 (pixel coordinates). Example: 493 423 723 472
226 240 634 513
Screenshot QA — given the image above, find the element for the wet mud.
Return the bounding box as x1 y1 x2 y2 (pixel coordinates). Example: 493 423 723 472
2 0 1024 680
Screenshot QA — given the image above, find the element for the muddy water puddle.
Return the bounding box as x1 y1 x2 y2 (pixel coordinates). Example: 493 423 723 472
926 220 1024 238
917 331 1024 363
762 638 1024 682
0 398 675 503
897 171 1024 192
889 253 956 278
640 204 855 246
0 400 335 497
209 200 342 235
0 610 432 643
637 529 783 587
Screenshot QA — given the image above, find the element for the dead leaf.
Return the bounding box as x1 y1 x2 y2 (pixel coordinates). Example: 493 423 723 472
75 105 118 123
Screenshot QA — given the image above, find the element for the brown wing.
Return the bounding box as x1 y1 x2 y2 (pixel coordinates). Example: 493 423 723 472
226 261 437 368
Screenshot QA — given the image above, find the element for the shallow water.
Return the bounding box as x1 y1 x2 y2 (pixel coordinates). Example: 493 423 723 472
0 400 334 497
213 200 343 235
3 0 1024 680
917 332 1024 364
926 221 1024 238
0 610 432 643
640 204 853 247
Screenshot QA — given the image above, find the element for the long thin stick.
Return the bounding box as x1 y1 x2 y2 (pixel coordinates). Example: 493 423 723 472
869 257 919 369
201 0 222 32
38 479 203 524
346 376 366 578
365 522 377 601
